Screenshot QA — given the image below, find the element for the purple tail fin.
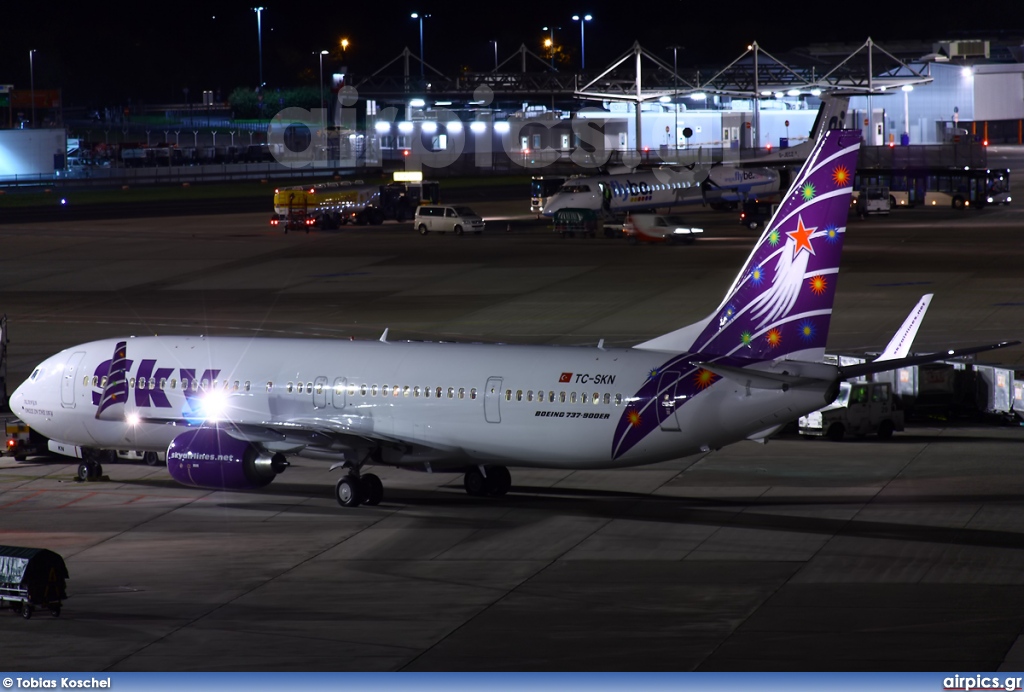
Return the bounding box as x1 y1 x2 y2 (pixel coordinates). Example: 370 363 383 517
635 128 862 361
96 341 129 420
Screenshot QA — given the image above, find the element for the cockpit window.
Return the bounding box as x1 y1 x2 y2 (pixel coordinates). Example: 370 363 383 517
559 184 591 193
29 368 40 382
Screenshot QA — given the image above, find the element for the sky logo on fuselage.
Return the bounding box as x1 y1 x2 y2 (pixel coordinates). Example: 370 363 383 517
91 359 222 417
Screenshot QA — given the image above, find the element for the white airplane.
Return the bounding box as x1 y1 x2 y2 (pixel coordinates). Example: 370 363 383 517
539 162 779 217
10 129 1016 508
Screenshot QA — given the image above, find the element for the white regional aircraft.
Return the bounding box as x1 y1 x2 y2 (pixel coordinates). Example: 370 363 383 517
10 128 1016 508
540 162 779 217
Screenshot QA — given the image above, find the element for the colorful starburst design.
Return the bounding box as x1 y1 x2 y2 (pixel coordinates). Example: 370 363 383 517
809 275 828 295
626 409 643 428
801 182 816 201
798 320 816 341
694 369 717 389
824 225 840 243
766 328 782 348
749 265 765 286
767 229 781 246
721 304 737 324
647 368 660 379
832 165 851 186
740 331 753 348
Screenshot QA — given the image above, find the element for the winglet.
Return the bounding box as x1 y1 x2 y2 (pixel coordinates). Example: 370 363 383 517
875 294 933 362
379 328 389 343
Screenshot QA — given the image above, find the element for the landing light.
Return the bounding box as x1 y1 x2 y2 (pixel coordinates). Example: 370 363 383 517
199 390 229 422
126 412 140 426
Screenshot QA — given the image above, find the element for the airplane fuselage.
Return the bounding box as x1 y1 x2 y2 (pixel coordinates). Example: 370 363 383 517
12 336 836 472
541 166 779 217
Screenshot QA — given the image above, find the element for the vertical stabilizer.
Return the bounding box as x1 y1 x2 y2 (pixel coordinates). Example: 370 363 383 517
95 341 129 421
635 128 863 361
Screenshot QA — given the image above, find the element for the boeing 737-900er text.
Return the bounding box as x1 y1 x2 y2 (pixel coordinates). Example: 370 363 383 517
10 128 1016 507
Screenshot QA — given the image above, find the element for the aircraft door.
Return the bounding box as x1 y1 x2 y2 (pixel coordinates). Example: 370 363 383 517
61 351 87 409
313 376 329 409
332 377 347 410
484 376 503 423
656 370 683 431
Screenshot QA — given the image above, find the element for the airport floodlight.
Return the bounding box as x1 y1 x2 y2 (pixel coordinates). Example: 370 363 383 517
252 7 266 88
411 13 431 77
340 38 349 51
572 14 592 70
29 49 36 128
318 50 329 129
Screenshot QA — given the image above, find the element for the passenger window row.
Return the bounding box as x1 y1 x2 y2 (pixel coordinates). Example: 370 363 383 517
504 389 624 406
85 375 253 393
81 376 629 409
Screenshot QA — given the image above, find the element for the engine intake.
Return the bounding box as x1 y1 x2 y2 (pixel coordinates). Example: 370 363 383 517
166 427 288 490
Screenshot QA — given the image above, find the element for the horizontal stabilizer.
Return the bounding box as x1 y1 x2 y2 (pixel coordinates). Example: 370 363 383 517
692 361 830 391
839 340 1021 380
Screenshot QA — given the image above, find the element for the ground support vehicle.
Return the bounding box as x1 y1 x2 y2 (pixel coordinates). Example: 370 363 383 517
0 546 68 619
271 179 440 231
739 199 777 229
4 418 47 461
622 213 703 245
854 186 892 217
799 381 904 441
553 208 600 238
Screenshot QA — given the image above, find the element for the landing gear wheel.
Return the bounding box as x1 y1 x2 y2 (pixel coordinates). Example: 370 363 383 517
464 468 486 496
483 466 511 497
77 462 101 481
361 473 384 506
336 476 362 507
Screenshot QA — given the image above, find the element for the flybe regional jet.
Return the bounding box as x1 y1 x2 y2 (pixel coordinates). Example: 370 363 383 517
10 128 1016 508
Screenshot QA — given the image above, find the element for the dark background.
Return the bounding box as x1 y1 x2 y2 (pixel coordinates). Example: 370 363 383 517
1 0 1021 107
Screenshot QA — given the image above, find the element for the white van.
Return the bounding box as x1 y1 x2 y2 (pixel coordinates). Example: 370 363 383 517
414 205 486 235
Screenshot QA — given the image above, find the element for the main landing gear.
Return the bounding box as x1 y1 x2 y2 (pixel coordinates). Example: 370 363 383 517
77 448 115 481
332 463 514 507
335 471 384 508
463 465 511 497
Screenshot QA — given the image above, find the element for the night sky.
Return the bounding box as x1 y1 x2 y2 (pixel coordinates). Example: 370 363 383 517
1 0 1020 107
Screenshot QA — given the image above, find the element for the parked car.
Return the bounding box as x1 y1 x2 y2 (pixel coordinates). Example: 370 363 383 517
414 205 485 235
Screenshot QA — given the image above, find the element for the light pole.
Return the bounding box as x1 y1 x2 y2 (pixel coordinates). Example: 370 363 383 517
668 45 682 150
28 49 36 128
902 84 913 144
318 50 329 129
252 7 265 87
542 26 559 69
411 13 430 77
490 40 498 71
571 14 591 70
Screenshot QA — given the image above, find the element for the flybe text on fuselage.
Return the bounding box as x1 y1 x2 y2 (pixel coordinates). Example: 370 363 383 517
607 179 654 204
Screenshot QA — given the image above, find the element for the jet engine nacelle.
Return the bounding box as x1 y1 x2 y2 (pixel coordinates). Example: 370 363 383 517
166 427 288 490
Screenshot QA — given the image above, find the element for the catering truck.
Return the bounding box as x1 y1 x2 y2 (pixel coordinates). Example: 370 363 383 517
798 380 905 441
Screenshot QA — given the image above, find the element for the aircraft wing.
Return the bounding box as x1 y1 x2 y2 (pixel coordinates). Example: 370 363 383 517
838 340 1021 380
